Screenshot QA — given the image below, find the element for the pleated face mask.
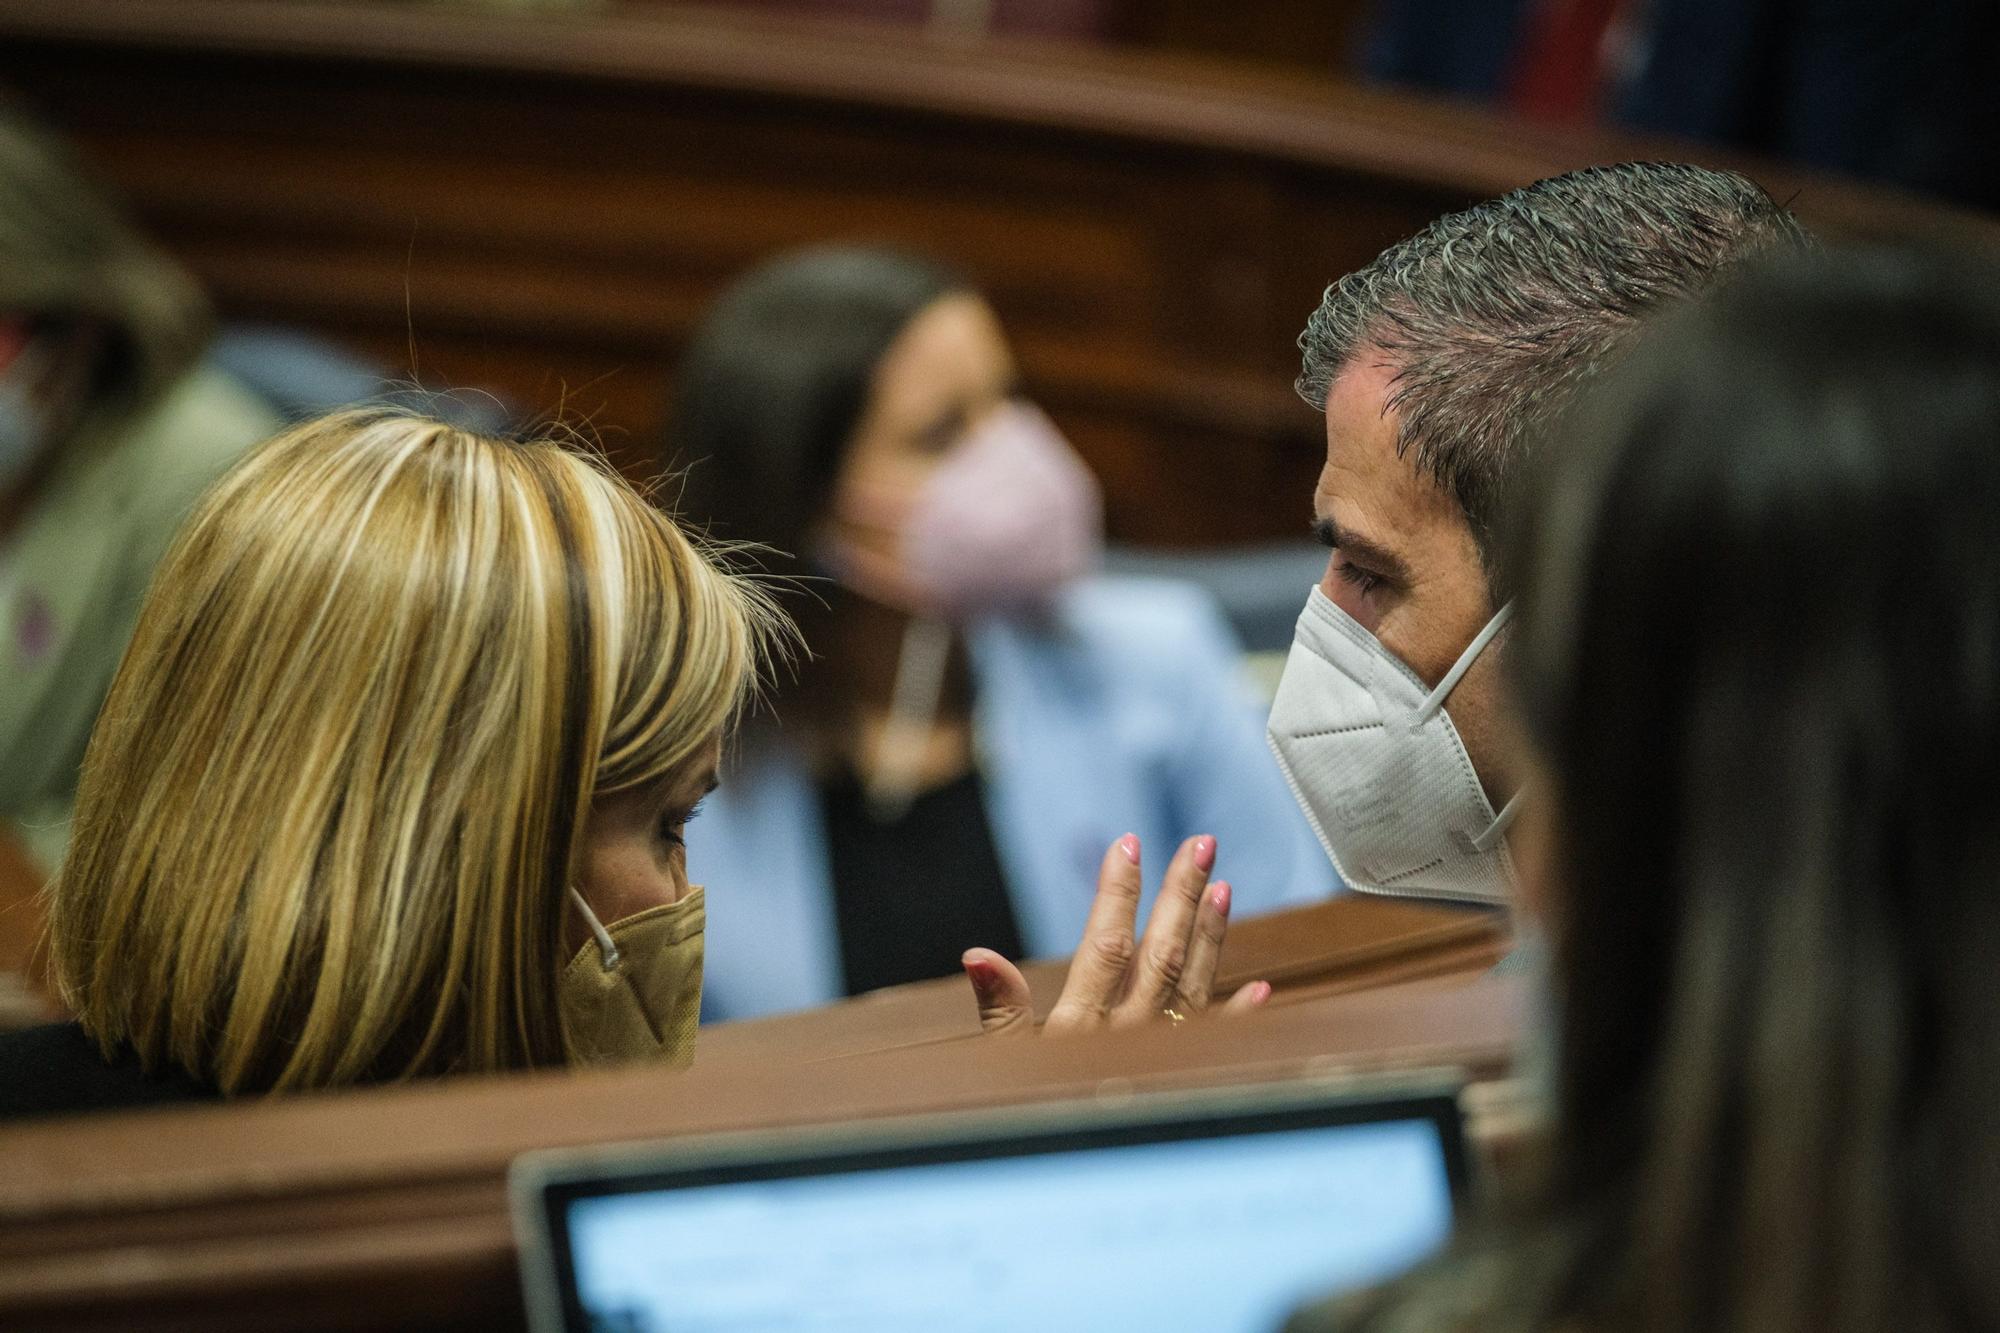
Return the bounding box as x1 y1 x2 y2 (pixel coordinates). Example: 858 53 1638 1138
560 887 706 1069
823 400 1103 619
1266 587 1520 905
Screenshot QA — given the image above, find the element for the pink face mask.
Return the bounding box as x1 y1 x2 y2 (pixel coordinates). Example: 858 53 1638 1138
827 401 1104 619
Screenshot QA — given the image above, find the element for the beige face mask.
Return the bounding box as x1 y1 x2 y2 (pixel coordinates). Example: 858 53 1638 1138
560 887 706 1069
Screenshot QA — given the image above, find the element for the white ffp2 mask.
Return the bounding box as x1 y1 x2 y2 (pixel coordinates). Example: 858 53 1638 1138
1266 588 1519 905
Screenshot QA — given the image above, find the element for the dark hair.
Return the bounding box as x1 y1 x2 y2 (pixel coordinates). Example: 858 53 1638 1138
1314 249 2000 1333
1295 163 1809 567
665 246 966 571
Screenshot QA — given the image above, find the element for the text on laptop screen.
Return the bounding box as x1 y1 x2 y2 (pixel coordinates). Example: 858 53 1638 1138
562 1115 1454 1332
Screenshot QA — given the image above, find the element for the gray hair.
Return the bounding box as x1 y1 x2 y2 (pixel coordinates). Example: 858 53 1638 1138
1297 162 1809 565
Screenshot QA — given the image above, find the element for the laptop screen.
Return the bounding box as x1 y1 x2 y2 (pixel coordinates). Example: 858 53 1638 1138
524 1087 1464 1333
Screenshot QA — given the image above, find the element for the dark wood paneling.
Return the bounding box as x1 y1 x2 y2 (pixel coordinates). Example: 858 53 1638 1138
1129 0 1373 77
2 0 1991 546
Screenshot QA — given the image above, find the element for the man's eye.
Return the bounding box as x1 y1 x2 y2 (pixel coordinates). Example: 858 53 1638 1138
1335 558 1386 596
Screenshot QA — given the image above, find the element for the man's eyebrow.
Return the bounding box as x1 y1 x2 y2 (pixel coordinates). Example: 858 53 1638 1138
1311 518 1411 581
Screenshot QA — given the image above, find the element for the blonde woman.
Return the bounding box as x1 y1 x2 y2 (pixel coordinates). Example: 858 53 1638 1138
0 411 1263 1117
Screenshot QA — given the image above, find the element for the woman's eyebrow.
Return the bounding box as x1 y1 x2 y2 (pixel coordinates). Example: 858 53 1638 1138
672 771 720 807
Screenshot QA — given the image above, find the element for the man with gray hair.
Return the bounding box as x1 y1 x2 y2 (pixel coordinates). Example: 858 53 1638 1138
1266 162 1808 908
967 163 1808 1034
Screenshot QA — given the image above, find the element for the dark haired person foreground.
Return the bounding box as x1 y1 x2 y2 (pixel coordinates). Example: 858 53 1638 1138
666 247 1328 1019
1291 248 2000 1331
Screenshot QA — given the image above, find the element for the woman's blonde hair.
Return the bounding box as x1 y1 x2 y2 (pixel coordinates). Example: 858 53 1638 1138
49 410 780 1094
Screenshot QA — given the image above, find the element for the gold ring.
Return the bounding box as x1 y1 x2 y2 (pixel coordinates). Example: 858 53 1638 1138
1162 1007 1188 1026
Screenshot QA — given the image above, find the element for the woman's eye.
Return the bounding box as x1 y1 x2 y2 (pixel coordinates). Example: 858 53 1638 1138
655 798 707 849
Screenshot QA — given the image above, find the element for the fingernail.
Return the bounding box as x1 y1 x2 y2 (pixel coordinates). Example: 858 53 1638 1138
1119 834 1141 865
962 954 995 989
1192 835 1217 872
1210 881 1231 916
1250 981 1273 1005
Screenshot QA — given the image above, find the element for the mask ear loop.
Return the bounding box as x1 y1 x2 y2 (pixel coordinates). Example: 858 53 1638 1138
568 888 622 971
1410 601 1516 728
1409 602 1524 857
1471 790 1523 852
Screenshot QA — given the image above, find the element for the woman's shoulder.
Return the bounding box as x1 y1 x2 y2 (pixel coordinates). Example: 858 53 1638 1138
0 1021 216 1122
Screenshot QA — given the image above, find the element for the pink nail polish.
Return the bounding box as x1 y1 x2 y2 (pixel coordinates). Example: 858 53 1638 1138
1250 981 1274 1005
963 956 996 988
1211 881 1232 916
1119 834 1141 865
1193 836 1217 872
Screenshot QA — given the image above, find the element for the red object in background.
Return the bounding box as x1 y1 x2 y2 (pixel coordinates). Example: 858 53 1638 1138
1505 0 1626 125
0 318 27 373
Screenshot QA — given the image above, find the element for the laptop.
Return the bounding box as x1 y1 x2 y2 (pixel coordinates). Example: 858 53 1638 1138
512 1074 1469 1333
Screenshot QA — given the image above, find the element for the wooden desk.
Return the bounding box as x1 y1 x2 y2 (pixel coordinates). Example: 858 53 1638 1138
0 977 1521 1331
0 897 1516 1330
698 892 1508 1066
1 0 1991 545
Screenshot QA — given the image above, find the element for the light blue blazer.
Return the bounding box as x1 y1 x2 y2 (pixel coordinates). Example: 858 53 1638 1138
690 576 1341 1020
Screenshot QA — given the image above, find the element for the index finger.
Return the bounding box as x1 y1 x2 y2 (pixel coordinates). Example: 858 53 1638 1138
1048 833 1143 1026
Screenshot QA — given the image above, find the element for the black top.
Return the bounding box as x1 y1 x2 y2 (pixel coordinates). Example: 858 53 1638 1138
0 1021 216 1121
819 766 1025 996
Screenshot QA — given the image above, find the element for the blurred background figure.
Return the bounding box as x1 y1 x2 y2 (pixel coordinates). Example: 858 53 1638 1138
0 106 280 877
0 102 512 884
666 247 1335 1019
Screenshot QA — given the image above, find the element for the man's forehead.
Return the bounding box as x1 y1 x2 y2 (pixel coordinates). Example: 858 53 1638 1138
1320 353 1404 466
1318 355 1463 523
1317 355 1410 518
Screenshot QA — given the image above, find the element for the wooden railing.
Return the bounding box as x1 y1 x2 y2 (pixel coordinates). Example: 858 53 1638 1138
0 894 1515 1330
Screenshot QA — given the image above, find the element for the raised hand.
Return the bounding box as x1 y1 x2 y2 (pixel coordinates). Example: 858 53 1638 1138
962 834 1273 1036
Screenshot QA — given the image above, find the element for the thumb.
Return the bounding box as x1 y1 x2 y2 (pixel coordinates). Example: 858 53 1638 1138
963 948 1035 1037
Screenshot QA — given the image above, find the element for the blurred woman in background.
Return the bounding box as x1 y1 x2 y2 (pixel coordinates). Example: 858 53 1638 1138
0 104 277 874
1292 250 2000 1331
665 246 1333 1020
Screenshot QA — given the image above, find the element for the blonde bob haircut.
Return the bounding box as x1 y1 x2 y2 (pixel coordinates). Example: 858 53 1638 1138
50 410 781 1095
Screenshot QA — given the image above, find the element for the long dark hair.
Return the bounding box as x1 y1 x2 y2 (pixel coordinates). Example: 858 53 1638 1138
665 246 966 573
1324 250 2000 1332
